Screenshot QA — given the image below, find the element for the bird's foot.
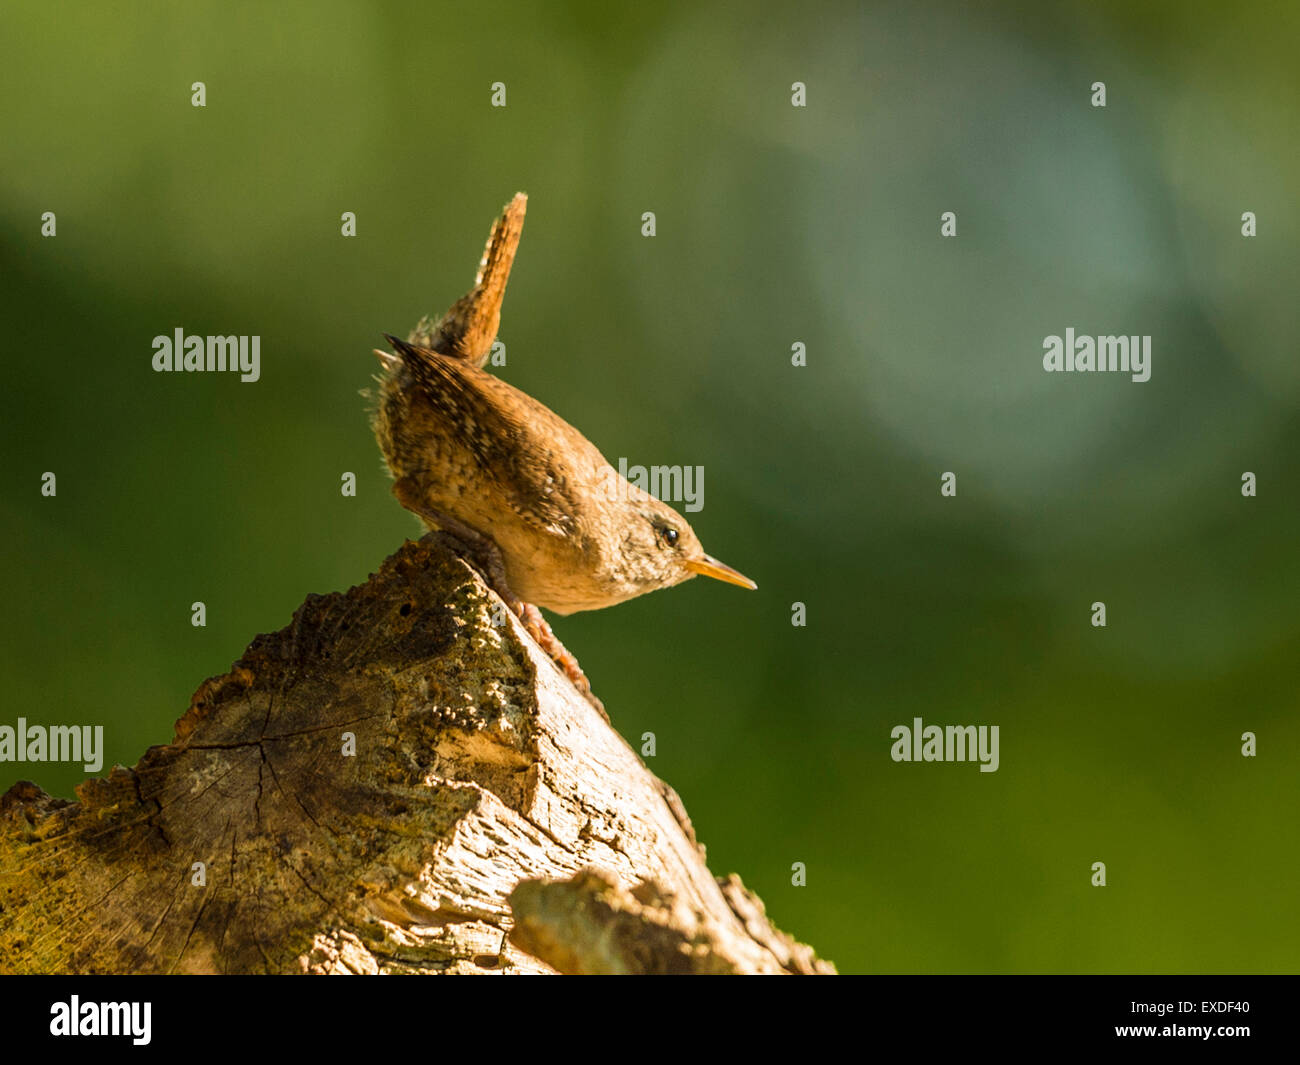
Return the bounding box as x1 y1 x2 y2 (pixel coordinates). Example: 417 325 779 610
514 602 607 721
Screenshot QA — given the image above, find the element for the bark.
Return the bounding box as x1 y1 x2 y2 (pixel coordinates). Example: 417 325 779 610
0 536 833 975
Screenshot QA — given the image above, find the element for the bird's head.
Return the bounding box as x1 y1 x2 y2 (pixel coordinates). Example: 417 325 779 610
614 491 756 598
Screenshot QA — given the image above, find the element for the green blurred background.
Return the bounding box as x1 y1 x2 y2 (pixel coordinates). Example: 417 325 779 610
3 0 1298 973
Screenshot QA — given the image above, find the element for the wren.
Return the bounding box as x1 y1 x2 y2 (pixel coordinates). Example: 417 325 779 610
370 193 755 703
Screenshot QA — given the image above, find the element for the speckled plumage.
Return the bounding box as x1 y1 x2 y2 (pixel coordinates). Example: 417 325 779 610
369 193 755 616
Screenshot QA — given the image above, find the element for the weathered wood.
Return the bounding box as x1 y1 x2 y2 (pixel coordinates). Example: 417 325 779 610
0 536 832 975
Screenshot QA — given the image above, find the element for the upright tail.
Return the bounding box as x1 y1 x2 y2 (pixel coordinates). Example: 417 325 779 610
409 192 527 367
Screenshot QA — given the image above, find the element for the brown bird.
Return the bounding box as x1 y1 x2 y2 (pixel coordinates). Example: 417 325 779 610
370 193 755 704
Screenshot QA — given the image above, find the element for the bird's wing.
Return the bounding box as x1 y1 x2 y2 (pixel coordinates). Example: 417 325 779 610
385 335 582 536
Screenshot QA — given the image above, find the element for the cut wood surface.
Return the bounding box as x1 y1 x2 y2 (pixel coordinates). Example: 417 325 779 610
0 536 833 974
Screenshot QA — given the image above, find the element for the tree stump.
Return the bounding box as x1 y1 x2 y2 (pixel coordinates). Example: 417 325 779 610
0 537 833 975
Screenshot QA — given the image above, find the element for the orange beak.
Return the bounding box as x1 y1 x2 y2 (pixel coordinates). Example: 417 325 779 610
684 554 757 590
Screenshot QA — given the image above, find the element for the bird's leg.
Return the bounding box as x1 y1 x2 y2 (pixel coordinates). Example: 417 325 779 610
511 602 607 721
392 476 606 718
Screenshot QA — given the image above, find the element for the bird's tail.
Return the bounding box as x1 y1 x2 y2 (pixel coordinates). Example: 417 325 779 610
407 192 527 368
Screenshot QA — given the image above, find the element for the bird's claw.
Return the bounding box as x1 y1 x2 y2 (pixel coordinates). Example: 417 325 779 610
515 602 608 721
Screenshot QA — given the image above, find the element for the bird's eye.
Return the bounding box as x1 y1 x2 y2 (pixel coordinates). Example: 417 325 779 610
660 526 679 548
